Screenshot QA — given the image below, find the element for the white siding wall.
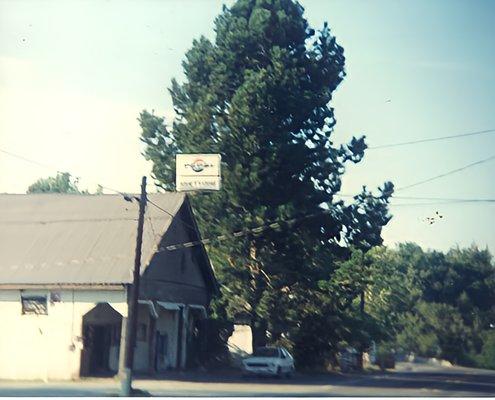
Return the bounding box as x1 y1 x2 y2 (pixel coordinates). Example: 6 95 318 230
228 324 253 355
0 289 127 381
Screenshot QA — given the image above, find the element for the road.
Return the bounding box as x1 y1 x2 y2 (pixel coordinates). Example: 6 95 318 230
0 362 494 397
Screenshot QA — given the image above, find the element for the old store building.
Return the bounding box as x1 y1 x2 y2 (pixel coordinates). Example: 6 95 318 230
0 193 217 380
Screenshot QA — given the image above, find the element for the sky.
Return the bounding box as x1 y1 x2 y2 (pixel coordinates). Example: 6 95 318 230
0 0 494 252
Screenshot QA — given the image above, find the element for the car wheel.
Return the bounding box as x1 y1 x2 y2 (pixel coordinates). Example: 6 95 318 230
276 366 282 378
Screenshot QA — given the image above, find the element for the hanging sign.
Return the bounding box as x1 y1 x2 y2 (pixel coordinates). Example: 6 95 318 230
176 154 221 191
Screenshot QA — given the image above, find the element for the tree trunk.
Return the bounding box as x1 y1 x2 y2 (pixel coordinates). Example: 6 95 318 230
357 290 365 370
251 318 268 350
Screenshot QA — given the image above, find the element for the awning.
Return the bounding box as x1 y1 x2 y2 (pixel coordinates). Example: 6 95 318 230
157 301 183 311
138 300 158 319
189 304 207 318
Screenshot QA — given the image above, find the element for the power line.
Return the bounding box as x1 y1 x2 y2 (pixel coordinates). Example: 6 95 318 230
0 148 66 172
3 146 493 202
147 198 198 233
0 146 147 196
389 200 495 207
396 154 495 192
368 128 495 150
159 209 329 252
0 147 199 232
160 195 495 252
3 146 494 222
391 195 495 202
335 193 495 203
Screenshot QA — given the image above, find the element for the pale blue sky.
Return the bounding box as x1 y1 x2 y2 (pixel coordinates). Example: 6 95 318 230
0 0 494 252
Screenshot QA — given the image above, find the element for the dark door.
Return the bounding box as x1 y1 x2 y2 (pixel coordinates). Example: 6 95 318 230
155 332 168 371
90 326 112 374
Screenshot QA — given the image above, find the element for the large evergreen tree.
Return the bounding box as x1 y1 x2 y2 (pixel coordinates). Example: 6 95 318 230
140 0 393 360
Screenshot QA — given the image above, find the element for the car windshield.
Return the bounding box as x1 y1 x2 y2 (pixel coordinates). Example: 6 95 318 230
253 347 279 357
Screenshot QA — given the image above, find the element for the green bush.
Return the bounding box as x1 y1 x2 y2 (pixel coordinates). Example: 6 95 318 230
469 331 495 370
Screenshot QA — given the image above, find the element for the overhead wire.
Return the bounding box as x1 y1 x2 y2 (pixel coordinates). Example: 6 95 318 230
159 194 495 252
0 147 207 235
389 200 494 207
334 193 495 203
0 148 65 172
2 145 494 253
158 208 330 252
2 144 493 201
0 146 150 197
395 154 495 191
368 128 495 150
147 198 199 233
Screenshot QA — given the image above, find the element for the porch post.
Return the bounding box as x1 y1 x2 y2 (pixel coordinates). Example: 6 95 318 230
148 314 157 374
180 305 189 370
118 316 128 375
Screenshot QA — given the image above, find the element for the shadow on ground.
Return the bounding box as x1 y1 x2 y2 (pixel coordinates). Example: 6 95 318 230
328 370 495 396
135 368 371 386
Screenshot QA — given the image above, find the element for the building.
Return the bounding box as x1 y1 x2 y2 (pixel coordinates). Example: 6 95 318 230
0 193 218 380
227 313 253 365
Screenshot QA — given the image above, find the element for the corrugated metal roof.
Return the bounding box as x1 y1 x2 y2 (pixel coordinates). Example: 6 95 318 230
0 193 186 285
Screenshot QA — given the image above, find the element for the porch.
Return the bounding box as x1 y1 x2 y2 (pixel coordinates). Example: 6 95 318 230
79 301 207 377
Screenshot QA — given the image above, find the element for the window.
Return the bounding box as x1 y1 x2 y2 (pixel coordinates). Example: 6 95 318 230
157 332 168 358
21 295 48 315
50 291 61 303
281 348 291 359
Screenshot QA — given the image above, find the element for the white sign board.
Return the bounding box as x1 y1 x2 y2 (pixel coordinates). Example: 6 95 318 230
176 154 221 191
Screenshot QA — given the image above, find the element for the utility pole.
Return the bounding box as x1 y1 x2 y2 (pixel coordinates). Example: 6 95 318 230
120 176 147 397
358 250 366 371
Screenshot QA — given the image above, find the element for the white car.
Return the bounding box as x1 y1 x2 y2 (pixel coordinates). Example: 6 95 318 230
242 346 295 377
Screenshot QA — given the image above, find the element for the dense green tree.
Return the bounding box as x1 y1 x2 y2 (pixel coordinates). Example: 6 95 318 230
397 302 471 363
411 245 495 331
375 243 495 369
472 330 495 369
364 246 414 341
27 172 88 194
140 0 393 364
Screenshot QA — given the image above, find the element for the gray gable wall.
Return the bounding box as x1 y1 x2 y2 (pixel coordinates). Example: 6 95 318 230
140 200 216 306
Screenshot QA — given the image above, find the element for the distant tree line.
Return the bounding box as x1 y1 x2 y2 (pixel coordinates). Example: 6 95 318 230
27 172 102 194
364 243 495 370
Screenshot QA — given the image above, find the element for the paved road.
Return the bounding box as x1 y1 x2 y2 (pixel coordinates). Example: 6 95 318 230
0 362 494 396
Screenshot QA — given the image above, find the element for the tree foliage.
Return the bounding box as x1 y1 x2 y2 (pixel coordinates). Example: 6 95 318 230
140 0 393 366
27 172 88 194
365 243 495 369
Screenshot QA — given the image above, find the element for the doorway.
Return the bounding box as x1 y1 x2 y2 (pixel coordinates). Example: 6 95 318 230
80 303 122 377
154 331 169 371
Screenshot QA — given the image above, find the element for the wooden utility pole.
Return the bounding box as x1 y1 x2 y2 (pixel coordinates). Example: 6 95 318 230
358 249 366 370
120 176 147 397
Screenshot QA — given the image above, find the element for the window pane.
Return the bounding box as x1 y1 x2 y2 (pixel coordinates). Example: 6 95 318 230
21 296 47 315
